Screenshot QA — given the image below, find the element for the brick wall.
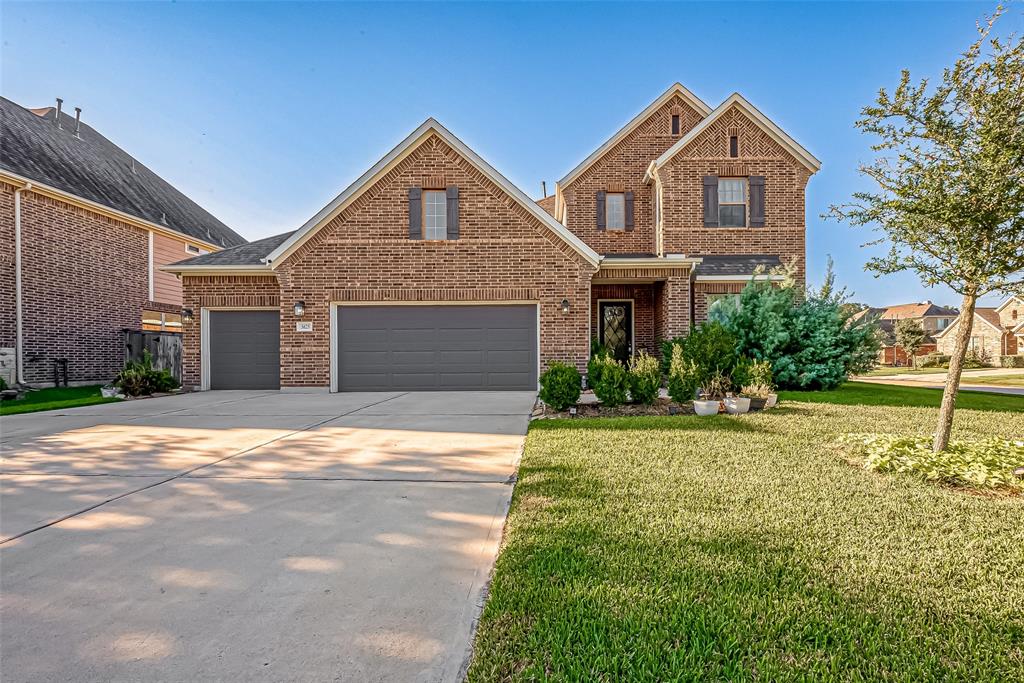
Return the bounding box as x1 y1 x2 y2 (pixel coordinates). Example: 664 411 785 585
561 94 704 255
693 281 746 324
181 133 597 388
0 182 16 350
180 275 281 388
659 105 810 286
2 185 150 384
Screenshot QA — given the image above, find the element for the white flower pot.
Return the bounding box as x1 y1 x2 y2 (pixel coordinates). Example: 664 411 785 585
765 393 778 409
693 399 720 416
724 397 751 415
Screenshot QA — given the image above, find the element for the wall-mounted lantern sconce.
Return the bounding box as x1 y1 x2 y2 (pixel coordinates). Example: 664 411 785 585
560 298 571 314
181 308 194 323
293 301 306 318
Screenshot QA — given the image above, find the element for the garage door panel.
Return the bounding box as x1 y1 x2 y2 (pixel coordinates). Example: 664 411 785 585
209 311 280 390
337 305 536 391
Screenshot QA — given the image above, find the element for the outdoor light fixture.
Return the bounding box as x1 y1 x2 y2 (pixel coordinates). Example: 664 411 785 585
560 298 571 314
181 308 194 323
294 300 306 317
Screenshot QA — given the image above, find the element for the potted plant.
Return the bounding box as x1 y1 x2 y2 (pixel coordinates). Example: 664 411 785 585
743 359 777 408
694 371 729 416
723 393 751 415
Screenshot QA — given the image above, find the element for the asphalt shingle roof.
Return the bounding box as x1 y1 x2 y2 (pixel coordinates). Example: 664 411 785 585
694 254 781 276
171 231 294 267
1 97 245 248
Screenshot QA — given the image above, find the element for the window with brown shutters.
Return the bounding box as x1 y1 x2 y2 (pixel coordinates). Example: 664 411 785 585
408 187 422 239
702 176 719 228
596 190 606 230
749 176 765 227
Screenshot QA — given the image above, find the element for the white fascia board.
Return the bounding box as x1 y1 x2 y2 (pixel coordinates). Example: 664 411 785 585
558 83 712 189
652 93 822 174
599 256 701 269
160 263 273 276
265 118 600 268
694 273 787 282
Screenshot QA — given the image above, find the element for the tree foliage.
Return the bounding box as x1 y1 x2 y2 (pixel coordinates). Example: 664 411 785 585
894 318 928 366
826 6 1023 450
715 263 881 391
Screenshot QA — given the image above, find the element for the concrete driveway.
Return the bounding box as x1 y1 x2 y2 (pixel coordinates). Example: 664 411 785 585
0 390 534 682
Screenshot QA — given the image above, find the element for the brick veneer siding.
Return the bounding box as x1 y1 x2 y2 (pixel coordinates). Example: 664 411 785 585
180 275 281 388
880 343 937 367
653 275 691 346
248 133 596 388
659 105 810 286
0 182 16 350
561 94 704 255
591 284 656 356
1 184 150 384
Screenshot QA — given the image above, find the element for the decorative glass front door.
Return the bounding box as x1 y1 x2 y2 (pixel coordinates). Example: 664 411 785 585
599 301 633 363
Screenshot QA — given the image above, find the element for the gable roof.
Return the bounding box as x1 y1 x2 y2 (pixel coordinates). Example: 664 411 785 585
264 118 600 268
557 83 712 189
167 231 294 270
878 302 959 320
650 93 821 175
0 96 245 249
934 307 1004 338
995 296 1024 313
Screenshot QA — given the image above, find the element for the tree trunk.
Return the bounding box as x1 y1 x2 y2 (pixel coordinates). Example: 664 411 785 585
933 291 977 452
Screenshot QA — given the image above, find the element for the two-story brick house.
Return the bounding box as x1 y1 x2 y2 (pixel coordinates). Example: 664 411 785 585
166 84 819 391
0 96 244 386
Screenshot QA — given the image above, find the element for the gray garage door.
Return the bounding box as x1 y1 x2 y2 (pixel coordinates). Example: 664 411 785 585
209 310 280 390
337 305 537 391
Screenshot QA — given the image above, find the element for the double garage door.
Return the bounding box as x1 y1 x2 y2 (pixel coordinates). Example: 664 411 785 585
207 305 537 391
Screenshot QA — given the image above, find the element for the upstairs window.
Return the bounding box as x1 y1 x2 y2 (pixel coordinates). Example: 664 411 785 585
423 190 448 240
718 178 746 227
671 114 680 136
605 192 625 230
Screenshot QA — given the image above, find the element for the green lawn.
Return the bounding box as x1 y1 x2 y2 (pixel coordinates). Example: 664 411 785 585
0 385 121 416
964 374 1024 388
468 383 1024 681
863 366 989 377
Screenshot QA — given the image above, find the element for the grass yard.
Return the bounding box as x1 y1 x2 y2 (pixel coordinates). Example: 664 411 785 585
863 366 989 377
964 373 1024 388
469 383 1024 681
0 385 121 416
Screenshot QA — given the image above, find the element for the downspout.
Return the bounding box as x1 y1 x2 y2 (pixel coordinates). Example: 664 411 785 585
13 182 31 385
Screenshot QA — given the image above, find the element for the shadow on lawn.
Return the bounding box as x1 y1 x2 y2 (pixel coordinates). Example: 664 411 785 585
477 488 1021 680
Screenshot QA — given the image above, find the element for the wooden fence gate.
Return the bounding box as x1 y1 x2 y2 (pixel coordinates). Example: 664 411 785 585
123 330 183 381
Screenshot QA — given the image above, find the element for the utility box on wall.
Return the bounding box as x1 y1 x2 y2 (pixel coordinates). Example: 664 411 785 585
0 348 14 386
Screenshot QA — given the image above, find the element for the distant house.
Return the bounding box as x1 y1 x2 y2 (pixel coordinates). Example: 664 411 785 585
1 97 246 386
853 301 959 366
935 296 1022 361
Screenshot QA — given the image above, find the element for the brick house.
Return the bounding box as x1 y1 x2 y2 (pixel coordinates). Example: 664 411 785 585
935 296 1023 362
165 84 820 391
853 302 959 366
0 97 244 386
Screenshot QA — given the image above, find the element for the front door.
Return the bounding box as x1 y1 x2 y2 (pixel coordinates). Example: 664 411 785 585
599 301 633 363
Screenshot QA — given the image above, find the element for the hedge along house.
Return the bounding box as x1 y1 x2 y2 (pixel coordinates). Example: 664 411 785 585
166 84 820 392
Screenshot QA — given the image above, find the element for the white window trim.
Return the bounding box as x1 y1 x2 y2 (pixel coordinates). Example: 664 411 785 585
605 192 626 231
718 178 747 228
423 190 448 240
185 243 202 255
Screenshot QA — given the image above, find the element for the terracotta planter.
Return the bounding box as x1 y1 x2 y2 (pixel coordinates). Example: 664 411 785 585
723 396 751 414
693 399 720 416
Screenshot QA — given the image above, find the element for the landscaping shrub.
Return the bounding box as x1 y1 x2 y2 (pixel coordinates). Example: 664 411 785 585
963 347 993 368
841 433 1024 492
919 353 950 368
698 370 731 400
626 351 661 405
666 344 698 403
587 344 612 389
114 350 179 397
715 264 881 390
589 354 629 407
0 376 6 391
1001 355 1024 368
741 359 775 398
538 362 581 411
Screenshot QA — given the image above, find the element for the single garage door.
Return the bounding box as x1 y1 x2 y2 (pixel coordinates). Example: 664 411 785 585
337 305 537 391
209 310 280 389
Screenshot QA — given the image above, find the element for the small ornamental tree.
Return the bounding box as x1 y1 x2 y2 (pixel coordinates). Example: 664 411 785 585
827 6 1024 451
894 318 928 367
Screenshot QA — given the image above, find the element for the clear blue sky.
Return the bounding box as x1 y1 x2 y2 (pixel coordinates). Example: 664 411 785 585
2 1 1016 307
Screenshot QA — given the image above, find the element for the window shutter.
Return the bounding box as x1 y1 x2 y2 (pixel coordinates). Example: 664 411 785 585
408 187 422 239
703 176 719 228
596 191 606 230
624 191 635 231
446 186 459 240
749 176 765 227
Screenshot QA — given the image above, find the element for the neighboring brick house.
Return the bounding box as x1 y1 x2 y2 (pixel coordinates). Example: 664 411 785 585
853 302 959 366
166 84 820 392
0 97 244 386
935 296 1023 362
